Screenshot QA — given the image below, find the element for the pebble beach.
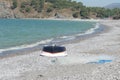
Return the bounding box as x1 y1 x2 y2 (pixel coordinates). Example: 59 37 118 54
0 20 120 80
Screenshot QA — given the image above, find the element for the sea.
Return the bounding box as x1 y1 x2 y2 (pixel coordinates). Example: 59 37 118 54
0 19 101 56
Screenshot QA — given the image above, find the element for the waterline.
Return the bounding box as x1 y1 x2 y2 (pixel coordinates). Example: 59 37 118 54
0 19 99 56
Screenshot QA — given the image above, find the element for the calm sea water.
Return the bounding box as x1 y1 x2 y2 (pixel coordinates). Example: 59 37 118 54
0 19 97 53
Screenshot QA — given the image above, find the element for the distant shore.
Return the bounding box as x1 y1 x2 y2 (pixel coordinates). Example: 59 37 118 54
0 20 120 80
22 17 112 22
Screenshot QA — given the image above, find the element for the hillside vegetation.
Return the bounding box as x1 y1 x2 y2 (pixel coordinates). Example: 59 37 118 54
0 0 120 19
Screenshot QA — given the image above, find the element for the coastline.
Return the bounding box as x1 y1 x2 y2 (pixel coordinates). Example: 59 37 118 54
22 18 100 22
0 20 103 59
0 19 99 58
0 20 120 80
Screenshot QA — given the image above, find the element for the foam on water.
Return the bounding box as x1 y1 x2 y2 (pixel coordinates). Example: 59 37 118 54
85 23 100 34
54 23 100 43
77 23 100 36
0 39 53 53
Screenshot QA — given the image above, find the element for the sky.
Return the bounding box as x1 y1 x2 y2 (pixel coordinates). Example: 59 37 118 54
76 0 120 7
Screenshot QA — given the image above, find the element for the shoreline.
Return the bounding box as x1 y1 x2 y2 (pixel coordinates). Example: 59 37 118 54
0 20 120 80
22 18 100 22
0 21 106 59
1 17 114 22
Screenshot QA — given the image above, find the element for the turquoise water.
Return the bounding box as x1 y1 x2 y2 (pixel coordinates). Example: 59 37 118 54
0 19 96 52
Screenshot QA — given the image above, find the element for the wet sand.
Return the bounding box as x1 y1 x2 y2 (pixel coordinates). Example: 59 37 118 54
0 20 120 80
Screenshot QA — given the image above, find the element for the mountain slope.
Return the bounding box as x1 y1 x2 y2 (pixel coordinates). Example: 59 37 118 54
105 3 120 9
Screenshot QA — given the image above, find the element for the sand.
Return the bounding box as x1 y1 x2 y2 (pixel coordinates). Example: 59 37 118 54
0 20 120 80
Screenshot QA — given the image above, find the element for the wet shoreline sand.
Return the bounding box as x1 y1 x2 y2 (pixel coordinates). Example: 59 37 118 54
0 20 120 80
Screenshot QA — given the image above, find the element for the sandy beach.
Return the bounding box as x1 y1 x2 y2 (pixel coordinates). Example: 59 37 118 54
0 20 120 80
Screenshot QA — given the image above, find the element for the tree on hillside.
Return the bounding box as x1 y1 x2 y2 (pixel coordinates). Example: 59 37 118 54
46 0 82 9
20 1 32 13
80 7 89 19
11 0 17 9
73 12 79 18
30 0 45 12
68 0 72 2
112 8 120 16
40 0 45 10
73 2 83 10
31 0 37 6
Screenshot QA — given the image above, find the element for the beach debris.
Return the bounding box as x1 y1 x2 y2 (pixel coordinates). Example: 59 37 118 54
38 74 44 77
88 59 112 64
51 58 58 63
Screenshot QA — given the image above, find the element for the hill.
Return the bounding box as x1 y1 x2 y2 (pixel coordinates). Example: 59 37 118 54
0 0 88 19
105 3 120 9
0 0 120 19
0 0 84 18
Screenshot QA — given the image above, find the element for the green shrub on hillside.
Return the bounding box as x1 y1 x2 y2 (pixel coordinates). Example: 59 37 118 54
46 7 53 13
11 0 17 9
73 12 79 18
25 7 31 13
21 2 27 8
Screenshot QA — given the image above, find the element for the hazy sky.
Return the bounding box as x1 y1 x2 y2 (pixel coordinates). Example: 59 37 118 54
76 0 120 7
